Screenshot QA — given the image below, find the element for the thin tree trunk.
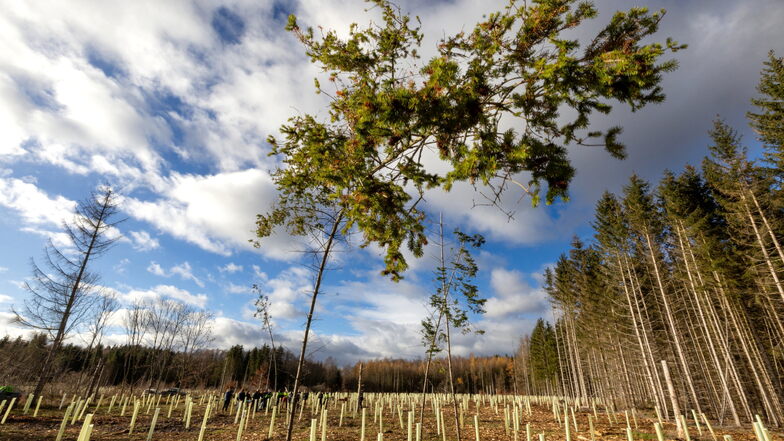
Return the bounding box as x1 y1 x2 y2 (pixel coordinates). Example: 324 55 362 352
741 194 784 302
284 211 343 441
32 196 110 398
356 363 362 412
643 230 703 414
439 217 462 441
661 360 684 438
617 254 663 413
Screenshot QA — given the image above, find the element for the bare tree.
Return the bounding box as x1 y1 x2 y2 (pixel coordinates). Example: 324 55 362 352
144 298 192 389
420 215 485 441
13 186 122 397
177 309 214 386
121 300 149 392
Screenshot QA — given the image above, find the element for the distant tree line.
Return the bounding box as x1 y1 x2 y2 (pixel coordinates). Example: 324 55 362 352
342 355 518 395
0 332 521 395
0 335 343 393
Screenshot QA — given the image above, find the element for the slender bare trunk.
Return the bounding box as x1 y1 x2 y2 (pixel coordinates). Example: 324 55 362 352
284 212 343 441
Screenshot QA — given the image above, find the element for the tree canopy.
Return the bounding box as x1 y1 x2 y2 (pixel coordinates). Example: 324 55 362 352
256 0 685 280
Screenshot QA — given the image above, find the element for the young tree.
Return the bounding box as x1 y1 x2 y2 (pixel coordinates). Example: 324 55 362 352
420 217 485 441
253 290 278 391
13 186 122 397
527 319 559 395
255 201 347 441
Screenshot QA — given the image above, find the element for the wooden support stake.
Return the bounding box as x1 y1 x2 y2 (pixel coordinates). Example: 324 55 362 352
680 415 691 441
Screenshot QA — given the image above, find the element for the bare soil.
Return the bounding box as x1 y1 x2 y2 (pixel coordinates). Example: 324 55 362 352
0 396 780 441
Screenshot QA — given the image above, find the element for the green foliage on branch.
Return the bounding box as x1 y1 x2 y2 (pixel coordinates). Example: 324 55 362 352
256 0 684 280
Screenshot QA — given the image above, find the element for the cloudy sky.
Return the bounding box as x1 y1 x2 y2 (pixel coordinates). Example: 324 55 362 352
0 0 782 365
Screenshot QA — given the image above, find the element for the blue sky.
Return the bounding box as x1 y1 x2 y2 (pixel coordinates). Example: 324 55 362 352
0 0 782 365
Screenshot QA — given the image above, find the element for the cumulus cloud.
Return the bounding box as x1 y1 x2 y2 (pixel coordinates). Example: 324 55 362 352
156 284 207 308
124 169 301 259
0 177 75 226
225 282 251 295
485 268 550 319
170 262 204 288
110 284 207 308
207 315 381 366
146 260 204 287
113 258 131 274
129 230 160 251
219 262 243 273
254 266 313 320
0 311 33 340
147 261 166 277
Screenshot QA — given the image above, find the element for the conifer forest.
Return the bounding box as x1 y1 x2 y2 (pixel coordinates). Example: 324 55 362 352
0 1 782 441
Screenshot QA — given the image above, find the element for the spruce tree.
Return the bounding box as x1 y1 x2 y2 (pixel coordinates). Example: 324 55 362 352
748 51 784 182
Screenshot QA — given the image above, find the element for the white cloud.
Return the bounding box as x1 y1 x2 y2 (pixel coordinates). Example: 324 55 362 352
110 283 207 308
0 177 75 226
113 258 130 274
254 266 313 320
146 260 204 288
124 169 300 258
0 267 8 273
252 265 268 281
155 285 207 308
207 316 373 366
147 261 166 277
19 227 73 249
0 1 210 177
225 283 251 295
129 230 160 251
8 280 26 290
219 262 243 273
485 268 549 319
0 311 33 340
0 294 14 303
170 262 204 288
